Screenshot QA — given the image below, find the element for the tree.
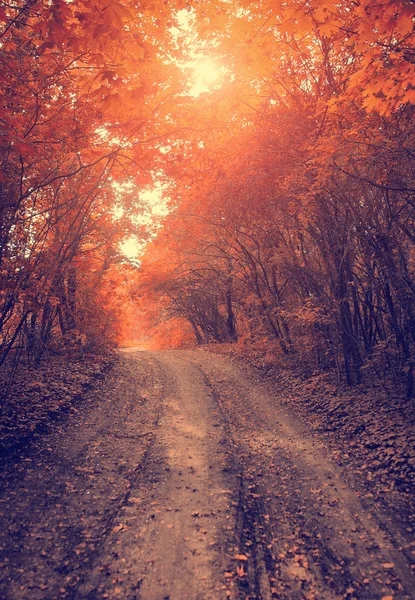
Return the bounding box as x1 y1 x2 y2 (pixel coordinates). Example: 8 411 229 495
0 0 181 367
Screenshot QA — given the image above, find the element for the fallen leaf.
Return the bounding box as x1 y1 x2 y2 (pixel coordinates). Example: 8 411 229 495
236 565 246 577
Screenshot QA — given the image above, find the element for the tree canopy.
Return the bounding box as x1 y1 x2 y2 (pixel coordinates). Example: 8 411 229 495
1 0 415 392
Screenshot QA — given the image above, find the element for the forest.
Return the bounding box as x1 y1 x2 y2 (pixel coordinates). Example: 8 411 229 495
1 0 415 392
1 3 415 599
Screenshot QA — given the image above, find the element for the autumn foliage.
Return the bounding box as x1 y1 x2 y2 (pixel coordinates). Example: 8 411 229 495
0 0 179 370
136 0 415 394
1 1 415 393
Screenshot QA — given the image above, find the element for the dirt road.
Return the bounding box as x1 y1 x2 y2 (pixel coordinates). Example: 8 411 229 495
0 349 413 599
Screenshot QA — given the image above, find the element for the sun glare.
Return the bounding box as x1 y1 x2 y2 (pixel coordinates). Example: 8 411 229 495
192 59 220 90
187 57 225 96
169 10 228 97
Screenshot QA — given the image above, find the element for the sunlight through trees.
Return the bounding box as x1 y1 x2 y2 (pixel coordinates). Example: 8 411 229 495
1 0 415 393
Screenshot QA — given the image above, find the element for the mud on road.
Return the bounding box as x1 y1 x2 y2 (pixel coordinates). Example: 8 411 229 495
0 349 413 599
